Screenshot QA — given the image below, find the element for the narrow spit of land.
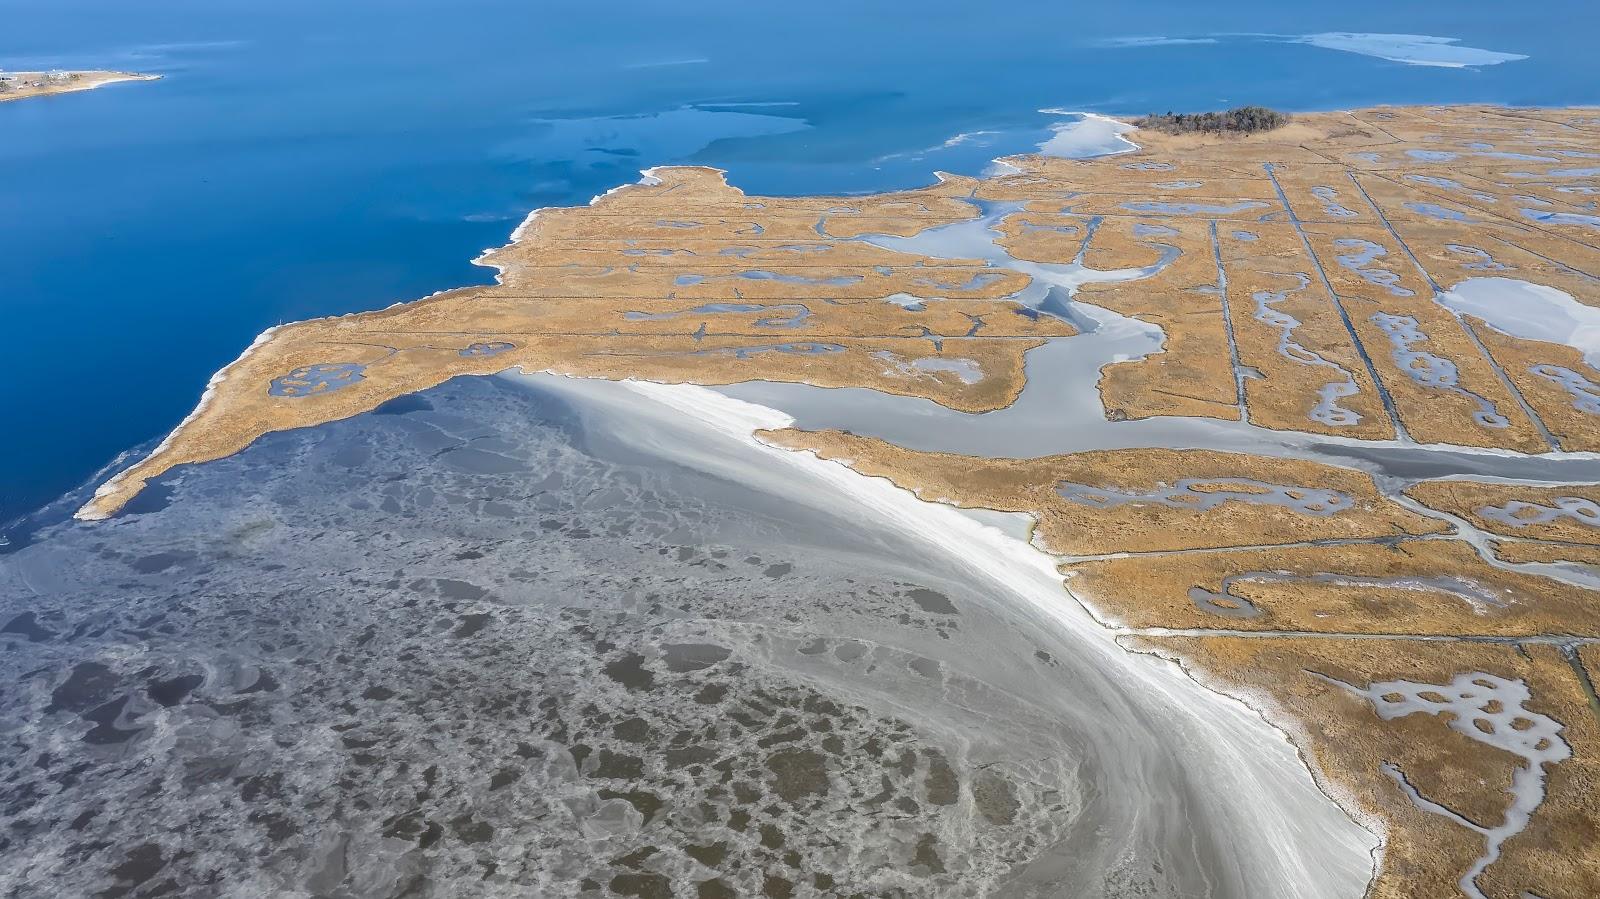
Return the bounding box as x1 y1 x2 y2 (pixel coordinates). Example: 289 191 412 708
0 70 158 103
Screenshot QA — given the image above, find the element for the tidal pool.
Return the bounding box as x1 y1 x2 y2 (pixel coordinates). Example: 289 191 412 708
1406 174 1465 190
1196 572 1508 619
1325 672 1569 899
1445 245 1507 272
1057 477 1353 515
266 362 367 397
625 303 812 328
1370 312 1510 428
874 352 985 384
1435 278 1600 367
913 272 1009 292
1406 149 1459 162
1474 152 1557 161
1478 496 1600 529
1335 238 1415 297
1251 273 1364 426
1121 200 1270 216
1530 365 1600 414
697 342 844 359
1312 186 1360 218
1520 208 1600 229
459 341 516 357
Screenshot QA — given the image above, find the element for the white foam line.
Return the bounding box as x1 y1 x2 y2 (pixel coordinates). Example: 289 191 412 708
621 378 1378 897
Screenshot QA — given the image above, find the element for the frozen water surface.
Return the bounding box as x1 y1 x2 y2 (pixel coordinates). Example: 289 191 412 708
1295 33 1529 68
1445 245 1507 272
874 352 986 385
1325 672 1570 899
267 362 368 397
459 341 516 357
1335 239 1415 296
1312 186 1360 218
1249 273 1364 426
1531 365 1600 414
0 376 1382 896
1478 496 1600 530
1521 208 1600 229
1436 278 1600 367
1192 573 1508 620
1405 201 1475 222
1035 112 1139 159
1406 174 1465 190
1370 312 1510 428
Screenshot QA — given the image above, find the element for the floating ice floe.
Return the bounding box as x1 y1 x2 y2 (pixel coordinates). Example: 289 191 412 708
1294 33 1529 68
1036 112 1140 159
1435 277 1600 367
1096 36 1220 48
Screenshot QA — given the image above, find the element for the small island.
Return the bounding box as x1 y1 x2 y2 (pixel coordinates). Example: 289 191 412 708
0 70 159 103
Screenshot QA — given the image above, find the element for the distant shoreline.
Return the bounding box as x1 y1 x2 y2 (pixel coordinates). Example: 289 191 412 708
0 70 159 103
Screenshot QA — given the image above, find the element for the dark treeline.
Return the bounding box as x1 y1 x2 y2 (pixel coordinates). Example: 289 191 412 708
1135 106 1289 135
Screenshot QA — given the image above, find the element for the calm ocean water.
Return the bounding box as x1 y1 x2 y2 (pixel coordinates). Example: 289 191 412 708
3 0 1597 526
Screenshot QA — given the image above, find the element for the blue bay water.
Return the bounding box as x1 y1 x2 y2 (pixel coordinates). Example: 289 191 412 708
3 0 1598 527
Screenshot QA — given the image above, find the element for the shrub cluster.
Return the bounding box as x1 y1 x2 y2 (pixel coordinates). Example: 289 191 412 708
1135 106 1289 135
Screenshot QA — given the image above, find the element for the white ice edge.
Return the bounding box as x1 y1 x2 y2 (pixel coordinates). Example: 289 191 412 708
1132 642 1394 887
621 377 1380 895
1037 109 1142 158
74 325 281 520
